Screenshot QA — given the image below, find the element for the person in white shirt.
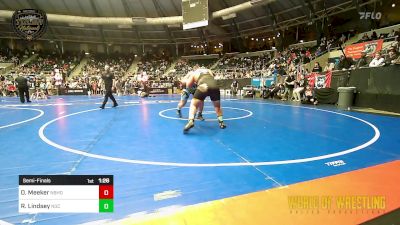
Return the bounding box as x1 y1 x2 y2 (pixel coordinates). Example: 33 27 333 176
388 29 396 38
369 52 385 67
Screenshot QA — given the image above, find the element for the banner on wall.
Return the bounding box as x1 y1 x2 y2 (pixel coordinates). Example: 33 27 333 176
251 78 261 87
344 39 383 59
306 71 332 89
59 88 88 95
148 88 168 94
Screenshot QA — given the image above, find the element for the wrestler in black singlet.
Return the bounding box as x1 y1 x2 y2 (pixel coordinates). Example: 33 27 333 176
193 72 220 101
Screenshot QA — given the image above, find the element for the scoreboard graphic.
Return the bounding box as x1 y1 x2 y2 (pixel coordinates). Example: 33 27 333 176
19 175 113 213
182 0 209 30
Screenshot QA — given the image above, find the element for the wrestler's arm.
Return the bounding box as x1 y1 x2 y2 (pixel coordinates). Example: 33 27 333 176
185 72 195 89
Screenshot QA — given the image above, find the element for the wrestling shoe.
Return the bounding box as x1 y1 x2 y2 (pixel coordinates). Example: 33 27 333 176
219 121 227 129
183 120 194 134
99 105 105 109
112 103 118 108
196 113 205 121
177 109 182 118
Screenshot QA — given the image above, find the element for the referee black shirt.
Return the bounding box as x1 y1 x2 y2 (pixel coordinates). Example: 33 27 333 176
15 75 28 89
102 72 114 91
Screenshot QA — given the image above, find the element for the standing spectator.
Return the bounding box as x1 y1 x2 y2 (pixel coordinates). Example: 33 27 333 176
282 73 295 101
15 73 31 103
231 79 239 96
0 75 6 96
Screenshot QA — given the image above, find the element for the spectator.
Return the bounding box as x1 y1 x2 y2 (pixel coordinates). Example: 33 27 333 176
369 52 385 67
244 86 256 98
282 72 295 101
360 33 370 42
379 32 388 39
312 62 322 73
264 82 282 99
370 31 378 40
276 83 286 99
384 48 399 65
336 55 352 70
388 29 396 38
355 52 369 68
302 85 318 105
391 37 399 52
231 79 239 96
395 28 400 38
324 62 335 71
339 34 347 43
293 75 307 102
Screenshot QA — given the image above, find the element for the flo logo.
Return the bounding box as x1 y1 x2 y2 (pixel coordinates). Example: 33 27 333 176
11 9 48 41
359 12 382 20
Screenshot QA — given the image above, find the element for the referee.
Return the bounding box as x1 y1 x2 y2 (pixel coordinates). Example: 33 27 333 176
15 73 31 103
99 65 118 109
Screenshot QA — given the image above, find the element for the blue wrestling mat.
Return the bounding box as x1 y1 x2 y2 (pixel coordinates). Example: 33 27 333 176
0 95 399 224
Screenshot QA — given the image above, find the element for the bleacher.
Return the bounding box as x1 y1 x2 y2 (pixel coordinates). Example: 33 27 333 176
25 53 80 77
82 54 133 78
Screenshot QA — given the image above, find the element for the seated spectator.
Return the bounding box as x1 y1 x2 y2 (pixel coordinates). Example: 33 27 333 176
391 37 399 52
6 81 16 96
388 29 396 38
315 47 322 57
392 55 400 65
395 28 400 38
275 83 286 99
339 34 347 43
302 85 318 105
370 31 378 40
293 75 307 102
312 62 322 73
263 82 283 99
384 48 399 65
336 55 353 70
360 33 370 42
355 52 369 68
369 52 385 67
244 86 256 98
378 33 387 39
324 62 335 71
